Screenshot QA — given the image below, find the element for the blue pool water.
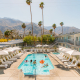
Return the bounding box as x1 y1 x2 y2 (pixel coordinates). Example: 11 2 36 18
53 52 60 55
18 53 54 75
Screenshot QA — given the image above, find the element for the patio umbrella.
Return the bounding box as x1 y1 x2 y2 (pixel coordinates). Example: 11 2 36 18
61 48 71 53
36 44 42 47
65 50 75 55
40 60 45 64
0 50 9 55
43 44 49 47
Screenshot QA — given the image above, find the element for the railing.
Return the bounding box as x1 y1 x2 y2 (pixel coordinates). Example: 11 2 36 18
57 39 74 45
75 41 80 46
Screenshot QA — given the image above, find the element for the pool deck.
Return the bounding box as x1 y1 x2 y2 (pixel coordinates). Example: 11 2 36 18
0 52 80 80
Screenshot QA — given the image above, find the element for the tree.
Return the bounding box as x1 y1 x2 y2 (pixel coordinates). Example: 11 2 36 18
21 23 26 38
29 31 31 35
39 2 44 34
4 30 10 40
38 21 42 45
49 29 53 35
23 35 37 45
26 0 33 36
52 24 56 36
60 22 64 34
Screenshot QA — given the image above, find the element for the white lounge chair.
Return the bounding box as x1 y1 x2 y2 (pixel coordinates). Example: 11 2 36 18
47 49 50 53
43 49 45 53
61 57 71 62
9 55 17 60
6 56 17 62
3 57 13 64
64 59 74 66
66 61 78 68
40 49 42 53
0 64 8 68
0 59 11 65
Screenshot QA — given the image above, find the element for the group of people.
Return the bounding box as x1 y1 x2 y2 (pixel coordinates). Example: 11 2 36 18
24 55 48 68
24 60 36 65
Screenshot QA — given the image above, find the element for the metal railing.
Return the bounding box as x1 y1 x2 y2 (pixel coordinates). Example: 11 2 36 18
57 39 74 45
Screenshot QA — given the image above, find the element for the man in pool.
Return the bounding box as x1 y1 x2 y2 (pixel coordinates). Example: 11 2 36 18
41 63 48 68
33 60 36 65
45 55 47 58
30 60 32 63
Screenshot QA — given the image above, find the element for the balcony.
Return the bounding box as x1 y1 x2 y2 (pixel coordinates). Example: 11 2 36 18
75 41 80 46
57 39 74 45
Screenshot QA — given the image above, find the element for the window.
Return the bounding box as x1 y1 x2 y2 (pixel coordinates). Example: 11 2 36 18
76 37 78 41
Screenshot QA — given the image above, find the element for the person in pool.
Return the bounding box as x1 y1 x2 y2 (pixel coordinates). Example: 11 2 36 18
30 60 32 63
33 60 36 65
41 63 48 68
24 60 28 62
45 55 47 58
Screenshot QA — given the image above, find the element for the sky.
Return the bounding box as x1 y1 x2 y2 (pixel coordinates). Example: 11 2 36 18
0 0 80 28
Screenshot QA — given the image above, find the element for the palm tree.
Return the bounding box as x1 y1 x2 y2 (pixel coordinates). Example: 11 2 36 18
49 29 53 35
60 22 64 34
52 24 56 36
29 31 31 35
39 2 44 34
26 0 33 36
21 23 26 38
38 21 42 45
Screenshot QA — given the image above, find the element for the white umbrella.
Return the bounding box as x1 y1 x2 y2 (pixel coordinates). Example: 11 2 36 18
36 44 42 47
0 50 9 55
43 44 49 47
66 50 75 55
13 47 21 50
61 48 71 53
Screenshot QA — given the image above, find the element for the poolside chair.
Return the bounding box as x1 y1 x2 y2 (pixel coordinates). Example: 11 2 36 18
11 54 20 59
47 49 50 53
6 56 17 62
61 57 71 62
0 59 12 65
40 49 42 53
0 64 8 68
43 49 45 53
64 58 74 66
36 49 38 53
31 49 33 53
66 61 78 68
3 57 13 64
34 49 37 53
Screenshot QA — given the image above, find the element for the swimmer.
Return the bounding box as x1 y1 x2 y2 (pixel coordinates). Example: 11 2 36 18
24 60 28 62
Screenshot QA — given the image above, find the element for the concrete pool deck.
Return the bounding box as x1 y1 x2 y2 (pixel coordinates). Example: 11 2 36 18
0 52 80 80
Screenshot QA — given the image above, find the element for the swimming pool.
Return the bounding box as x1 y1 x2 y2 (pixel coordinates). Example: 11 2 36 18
18 53 54 75
53 52 60 55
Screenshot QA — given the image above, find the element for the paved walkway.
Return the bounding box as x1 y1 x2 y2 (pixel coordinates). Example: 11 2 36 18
0 52 80 80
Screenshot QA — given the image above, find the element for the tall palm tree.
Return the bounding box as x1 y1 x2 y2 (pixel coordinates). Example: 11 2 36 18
52 24 56 36
60 22 64 34
38 21 42 45
49 29 53 35
29 31 31 35
39 2 44 34
21 23 26 38
26 0 33 36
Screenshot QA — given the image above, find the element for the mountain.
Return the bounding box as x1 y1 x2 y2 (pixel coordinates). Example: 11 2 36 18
0 17 49 36
45 26 80 34
0 17 80 36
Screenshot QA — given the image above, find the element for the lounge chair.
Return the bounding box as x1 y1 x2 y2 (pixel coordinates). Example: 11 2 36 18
11 54 20 59
64 59 74 66
3 57 13 64
40 49 42 53
36 49 38 53
43 49 45 53
6 56 17 62
34 49 37 53
0 64 8 68
61 57 71 62
66 61 78 68
0 59 11 65
47 49 50 53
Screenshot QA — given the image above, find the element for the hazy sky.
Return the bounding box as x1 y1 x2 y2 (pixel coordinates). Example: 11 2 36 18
0 0 80 28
